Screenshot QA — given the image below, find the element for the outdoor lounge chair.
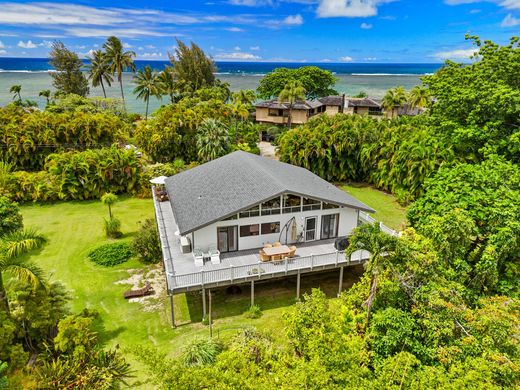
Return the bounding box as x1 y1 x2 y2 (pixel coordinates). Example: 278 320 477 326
288 246 297 258
273 242 282 247
123 283 154 299
259 250 271 262
264 243 272 248
209 246 221 264
193 248 204 266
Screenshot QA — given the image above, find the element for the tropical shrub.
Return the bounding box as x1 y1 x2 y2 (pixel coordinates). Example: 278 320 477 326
103 217 122 239
0 198 23 236
0 105 129 170
182 337 223 367
196 118 230 162
243 305 262 319
88 242 132 266
132 219 161 264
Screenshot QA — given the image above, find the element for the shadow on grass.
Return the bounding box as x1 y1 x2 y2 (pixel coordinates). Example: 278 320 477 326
183 265 365 323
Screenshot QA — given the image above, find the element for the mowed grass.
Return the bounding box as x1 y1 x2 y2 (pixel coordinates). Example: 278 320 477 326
19 185 404 386
341 183 407 230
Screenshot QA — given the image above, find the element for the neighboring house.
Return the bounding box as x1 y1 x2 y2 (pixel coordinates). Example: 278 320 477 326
344 97 385 117
153 151 395 326
255 95 345 125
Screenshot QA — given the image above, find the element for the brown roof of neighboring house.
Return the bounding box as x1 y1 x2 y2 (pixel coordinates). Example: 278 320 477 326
318 95 344 106
255 99 323 110
345 98 382 108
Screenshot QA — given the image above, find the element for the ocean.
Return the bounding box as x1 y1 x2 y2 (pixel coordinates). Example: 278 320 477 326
0 58 442 114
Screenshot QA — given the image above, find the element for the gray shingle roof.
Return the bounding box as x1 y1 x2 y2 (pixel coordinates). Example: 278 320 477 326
318 95 344 106
346 98 382 108
165 151 375 235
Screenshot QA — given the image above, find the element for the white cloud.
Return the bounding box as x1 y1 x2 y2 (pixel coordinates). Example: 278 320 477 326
139 52 164 58
145 44 156 49
364 56 377 61
0 50 6 55
227 0 273 6
0 40 4 49
340 55 353 61
234 46 241 50
317 0 393 18
123 42 133 48
214 52 261 60
250 45 260 50
501 13 520 26
225 27 245 32
284 14 304 25
17 40 37 49
445 0 520 9
320 58 332 62
360 22 373 28
433 48 478 60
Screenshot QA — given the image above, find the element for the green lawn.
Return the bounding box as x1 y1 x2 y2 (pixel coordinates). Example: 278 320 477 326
341 183 407 230
19 186 404 386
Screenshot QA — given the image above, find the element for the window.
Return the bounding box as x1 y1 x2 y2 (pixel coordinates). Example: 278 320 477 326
322 202 340 209
369 106 383 116
282 194 301 213
353 106 358 113
261 197 281 216
321 214 339 239
240 224 260 237
317 105 326 113
239 205 260 218
302 197 321 211
268 108 284 117
261 222 280 235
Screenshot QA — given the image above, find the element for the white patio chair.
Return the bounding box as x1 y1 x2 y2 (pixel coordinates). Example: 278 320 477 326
193 248 204 267
209 245 221 264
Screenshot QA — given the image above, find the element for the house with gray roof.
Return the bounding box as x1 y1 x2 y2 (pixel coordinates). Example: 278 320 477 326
152 151 399 326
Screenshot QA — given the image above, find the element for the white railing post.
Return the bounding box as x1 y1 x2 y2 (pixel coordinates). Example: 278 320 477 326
335 250 339 266
230 265 234 282
258 261 262 279
310 254 314 270
284 257 288 274
201 270 204 286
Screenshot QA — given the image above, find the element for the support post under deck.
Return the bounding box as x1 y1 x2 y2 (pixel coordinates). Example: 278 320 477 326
169 294 176 328
296 269 301 300
251 280 255 307
202 287 207 320
338 266 344 297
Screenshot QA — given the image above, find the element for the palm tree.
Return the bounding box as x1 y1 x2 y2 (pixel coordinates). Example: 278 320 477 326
278 81 306 129
0 229 46 313
196 119 230 162
158 66 176 104
346 223 397 324
87 49 114 98
133 66 161 120
9 85 22 102
101 192 118 219
39 90 51 106
408 86 431 112
103 36 136 107
231 90 256 106
382 86 407 118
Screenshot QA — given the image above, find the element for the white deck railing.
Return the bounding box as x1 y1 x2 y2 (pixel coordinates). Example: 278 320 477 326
169 249 370 290
359 211 400 237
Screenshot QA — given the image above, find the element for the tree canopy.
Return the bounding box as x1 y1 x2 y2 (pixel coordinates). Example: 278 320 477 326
49 42 89 97
257 66 338 99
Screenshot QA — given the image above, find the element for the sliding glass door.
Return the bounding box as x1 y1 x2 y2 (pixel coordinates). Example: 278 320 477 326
217 226 238 252
321 214 339 240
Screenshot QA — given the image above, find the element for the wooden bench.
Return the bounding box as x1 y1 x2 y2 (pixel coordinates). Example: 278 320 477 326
124 283 154 299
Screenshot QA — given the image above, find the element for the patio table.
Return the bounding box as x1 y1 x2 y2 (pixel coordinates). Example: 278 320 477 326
263 245 291 259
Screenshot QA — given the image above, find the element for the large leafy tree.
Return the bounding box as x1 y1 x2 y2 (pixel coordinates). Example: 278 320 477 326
257 66 337 99
133 65 161 119
158 66 177 104
196 118 230 162
103 36 136 106
87 49 113 98
170 39 216 94
49 42 89 97
278 80 306 129
424 35 520 162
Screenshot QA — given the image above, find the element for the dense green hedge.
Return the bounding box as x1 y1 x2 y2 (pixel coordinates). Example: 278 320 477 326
88 242 133 267
0 106 129 170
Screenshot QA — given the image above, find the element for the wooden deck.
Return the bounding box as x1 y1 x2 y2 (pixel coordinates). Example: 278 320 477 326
154 192 370 294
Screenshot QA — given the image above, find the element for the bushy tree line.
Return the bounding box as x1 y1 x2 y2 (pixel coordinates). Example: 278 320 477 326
0 105 130 170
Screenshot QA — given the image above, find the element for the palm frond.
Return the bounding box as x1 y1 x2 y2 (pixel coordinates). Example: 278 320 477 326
1 228 46 259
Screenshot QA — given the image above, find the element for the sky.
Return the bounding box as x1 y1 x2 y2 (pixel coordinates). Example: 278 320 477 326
0 0 518 62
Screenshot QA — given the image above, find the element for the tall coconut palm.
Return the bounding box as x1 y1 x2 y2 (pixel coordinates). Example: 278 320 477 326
346 223 397 324
231 90 256 106
9 85 22 102
87 50 114 98
196 119 230 163
408 85 431 111
278 81 306 129
103 36 136 106
133 66 161 119
158 66 176 104
0 229 46 313
382 86 407 118
38 90 51 106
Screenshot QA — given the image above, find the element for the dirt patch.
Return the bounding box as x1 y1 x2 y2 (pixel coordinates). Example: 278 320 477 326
115 265 166 312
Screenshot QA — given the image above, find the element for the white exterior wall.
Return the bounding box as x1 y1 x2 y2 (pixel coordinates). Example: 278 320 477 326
191 206 359 252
